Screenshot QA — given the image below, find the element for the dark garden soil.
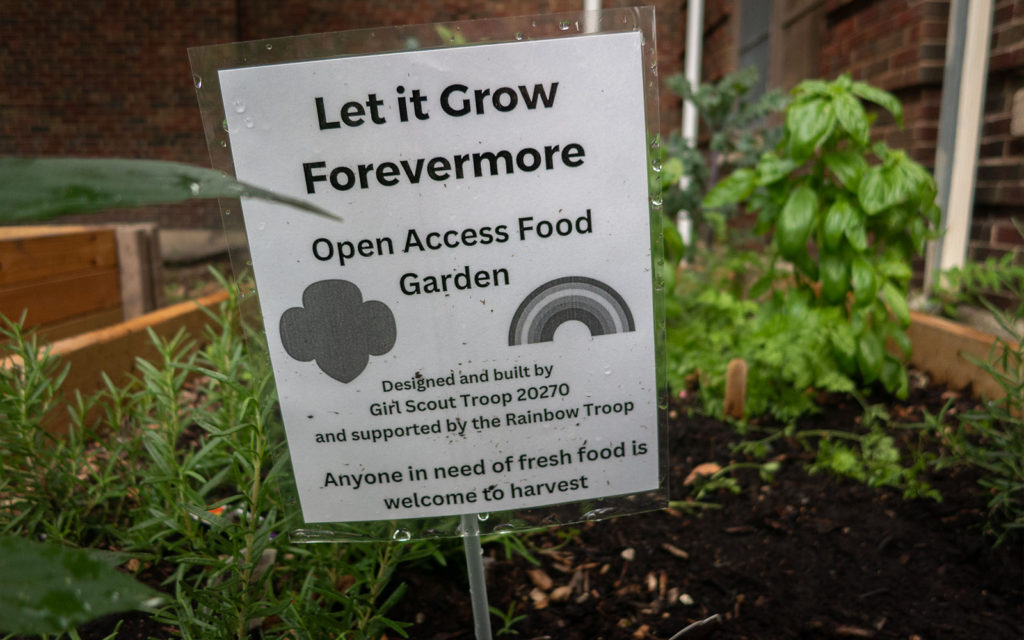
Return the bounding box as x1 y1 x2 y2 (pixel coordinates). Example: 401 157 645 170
391 383 1024 640
71 378 1023 640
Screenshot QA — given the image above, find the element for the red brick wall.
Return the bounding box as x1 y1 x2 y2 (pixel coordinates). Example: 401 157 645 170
0 1 238 228
1 1 686 230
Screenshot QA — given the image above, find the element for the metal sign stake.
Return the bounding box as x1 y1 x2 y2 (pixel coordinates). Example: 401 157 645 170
460 513 494 640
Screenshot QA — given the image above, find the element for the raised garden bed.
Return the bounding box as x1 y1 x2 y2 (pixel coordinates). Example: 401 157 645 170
0 224 162 342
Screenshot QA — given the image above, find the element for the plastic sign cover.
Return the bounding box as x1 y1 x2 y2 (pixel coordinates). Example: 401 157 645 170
216 29 660 524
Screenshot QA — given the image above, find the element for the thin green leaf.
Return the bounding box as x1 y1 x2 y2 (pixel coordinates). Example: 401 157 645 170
0 158 340 223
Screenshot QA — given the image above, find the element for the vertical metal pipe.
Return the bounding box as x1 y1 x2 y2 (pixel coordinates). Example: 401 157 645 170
926 0 993 289
461 513 493 640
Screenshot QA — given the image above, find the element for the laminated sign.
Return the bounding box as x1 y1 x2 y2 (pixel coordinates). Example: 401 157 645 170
216 28 661 524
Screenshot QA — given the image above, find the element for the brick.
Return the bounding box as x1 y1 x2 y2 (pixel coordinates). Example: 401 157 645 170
991 220 1024 246
919 42 946 61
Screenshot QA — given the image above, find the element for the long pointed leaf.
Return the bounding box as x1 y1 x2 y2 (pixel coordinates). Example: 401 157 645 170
0 536 164 635
0 158 340 223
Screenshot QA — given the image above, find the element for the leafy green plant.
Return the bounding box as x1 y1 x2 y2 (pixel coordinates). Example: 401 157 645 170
0 282 451 638
660 67 788 256
489 601 527 636
925 298 1024 544
934 236 1024 318
704 74 940 398
666 251 856 424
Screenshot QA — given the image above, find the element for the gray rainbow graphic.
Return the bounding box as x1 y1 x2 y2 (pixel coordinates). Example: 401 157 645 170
508 276 635 346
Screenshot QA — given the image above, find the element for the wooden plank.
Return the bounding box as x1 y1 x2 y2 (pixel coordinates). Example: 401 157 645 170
906 310 1013 400
0 268 121 328
1 290 231 434
115 224 162 319
0 228 118 287
45 290 233 432
33 307 124 343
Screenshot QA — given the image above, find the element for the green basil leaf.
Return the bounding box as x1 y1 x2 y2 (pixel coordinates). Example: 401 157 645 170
888 324 913 358
879 281 911 327
777 185 818 261
756 153 797 186
858 164 908 215
834 92 870 146
857 330 884 384
703 168 757 208
851 255 876 307
794 79 832 97
824 149 869 191
845 206 869 251
877 256 913 283
0 157 339 223
820 253 851 304
787 99 835 162
850 81 903 127
880 357 909 399
823 197 855 251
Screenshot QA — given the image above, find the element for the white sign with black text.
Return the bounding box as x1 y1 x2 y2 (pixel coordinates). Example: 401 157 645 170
219 31 659 523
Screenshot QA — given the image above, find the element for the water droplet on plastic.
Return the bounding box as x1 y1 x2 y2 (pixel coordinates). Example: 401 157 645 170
651 159 662 173
604 368 612 376
559 20 570 31
233 100 246 114
513 31 524 41
582 507 616 520
265 43 273 50
531 20 537 27
189 182 201 195
192 74 202 88
244 116 254 129
224 209 231 216
477 512 490 521
257 222 266 231
493 523 517 533
650 196 663 207
219 140 228 148
392 529 412 542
